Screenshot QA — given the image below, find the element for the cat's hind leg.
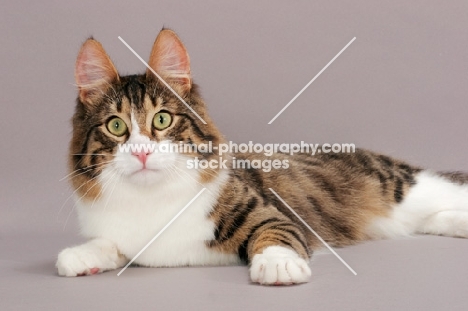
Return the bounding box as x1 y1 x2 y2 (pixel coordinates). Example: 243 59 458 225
418 210 468 238
56 238 127 277
368 171 468 239
412 172 468 238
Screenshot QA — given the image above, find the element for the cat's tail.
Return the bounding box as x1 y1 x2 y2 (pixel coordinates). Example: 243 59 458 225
437 171 468 185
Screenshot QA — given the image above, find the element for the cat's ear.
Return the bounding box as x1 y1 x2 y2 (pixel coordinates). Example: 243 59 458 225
75 38 119 103
147 29 191 92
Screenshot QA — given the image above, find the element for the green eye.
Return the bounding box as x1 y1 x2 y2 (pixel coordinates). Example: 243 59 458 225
153 112 172 130
107 117 128 137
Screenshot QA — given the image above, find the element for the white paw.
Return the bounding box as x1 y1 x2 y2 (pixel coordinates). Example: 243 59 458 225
250 246 311 285
56 239 127 277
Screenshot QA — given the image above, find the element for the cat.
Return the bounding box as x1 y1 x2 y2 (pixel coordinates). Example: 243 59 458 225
56 28 468 285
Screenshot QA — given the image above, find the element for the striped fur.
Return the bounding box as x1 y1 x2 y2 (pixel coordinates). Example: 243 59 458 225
209 151 423 260
58 29 468 285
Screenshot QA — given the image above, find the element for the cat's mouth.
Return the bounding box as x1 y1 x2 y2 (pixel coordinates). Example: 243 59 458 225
126 167 165 185
130 168 161 176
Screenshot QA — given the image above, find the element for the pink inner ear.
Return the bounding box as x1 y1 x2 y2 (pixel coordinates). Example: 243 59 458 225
148 30 191 88
76 49 97 87
159 40 190 73
75 40 118 96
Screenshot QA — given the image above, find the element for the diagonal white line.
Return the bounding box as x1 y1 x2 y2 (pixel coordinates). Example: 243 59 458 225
118 36 207 125
268 37 356 124
268 188 357 275
117 187 207 276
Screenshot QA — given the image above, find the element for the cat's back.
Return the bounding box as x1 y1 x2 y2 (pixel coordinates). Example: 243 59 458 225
231 148 421 193
220 148 423 245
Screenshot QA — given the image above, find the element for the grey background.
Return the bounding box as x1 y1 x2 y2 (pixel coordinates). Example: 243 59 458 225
1 1 468 310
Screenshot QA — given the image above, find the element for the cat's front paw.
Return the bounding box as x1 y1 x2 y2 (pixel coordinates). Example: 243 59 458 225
56 239 127 277
250 246 311 285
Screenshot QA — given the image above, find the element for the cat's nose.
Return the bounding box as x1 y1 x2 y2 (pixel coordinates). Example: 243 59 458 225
132 151 152 165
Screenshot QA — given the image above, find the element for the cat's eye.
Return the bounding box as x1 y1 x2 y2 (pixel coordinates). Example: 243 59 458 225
153 112 172 130
107 117 128 137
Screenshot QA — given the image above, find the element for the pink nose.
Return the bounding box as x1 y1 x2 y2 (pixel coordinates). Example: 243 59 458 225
132 151 151 165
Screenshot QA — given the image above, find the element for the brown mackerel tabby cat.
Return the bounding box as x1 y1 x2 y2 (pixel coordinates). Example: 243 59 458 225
56 29 468 285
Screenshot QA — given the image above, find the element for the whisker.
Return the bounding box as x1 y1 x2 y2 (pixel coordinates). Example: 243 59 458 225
60 160 114 181
66 160 115 181
171 165 215 194
172 157 221 181
62 159 112 177
101 169 122 215
93 168 119 213
62 168 114 231
164 164 177 182
58 161 116 217
71 154 109 156
57 173 101 220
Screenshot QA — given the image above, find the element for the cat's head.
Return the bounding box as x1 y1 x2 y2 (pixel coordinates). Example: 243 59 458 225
69 29 224 200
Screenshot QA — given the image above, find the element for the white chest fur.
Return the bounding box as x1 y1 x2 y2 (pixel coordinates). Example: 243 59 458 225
76 169 240 267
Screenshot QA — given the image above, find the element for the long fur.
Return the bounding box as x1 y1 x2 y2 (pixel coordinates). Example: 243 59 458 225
57 29 468 285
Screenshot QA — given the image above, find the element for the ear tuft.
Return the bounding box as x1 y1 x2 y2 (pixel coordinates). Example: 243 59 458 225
147 29 191 92
75 38 119 103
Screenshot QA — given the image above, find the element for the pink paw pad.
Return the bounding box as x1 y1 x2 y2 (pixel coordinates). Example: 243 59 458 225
90 268 100 275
